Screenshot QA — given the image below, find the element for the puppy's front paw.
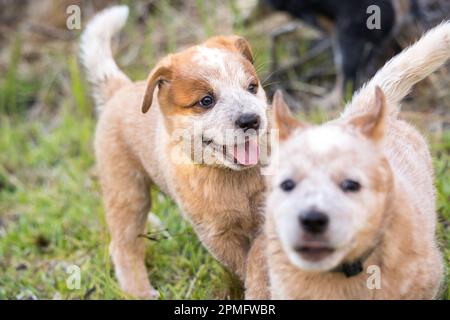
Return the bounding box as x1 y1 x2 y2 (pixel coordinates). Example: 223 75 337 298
148 288 161 300
131 287 160 300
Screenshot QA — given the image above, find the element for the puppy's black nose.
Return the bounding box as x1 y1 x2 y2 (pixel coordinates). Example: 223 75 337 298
300 210 329 234
235 113 260 131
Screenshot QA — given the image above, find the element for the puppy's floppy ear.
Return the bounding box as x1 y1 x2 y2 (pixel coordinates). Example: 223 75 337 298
205 36 254 64
272 90 305 141
348 86 387 141
234 37 254 64
141 62 172 113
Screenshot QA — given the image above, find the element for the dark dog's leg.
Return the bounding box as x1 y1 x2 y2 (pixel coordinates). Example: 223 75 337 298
270 22 300 74
336 32 366 94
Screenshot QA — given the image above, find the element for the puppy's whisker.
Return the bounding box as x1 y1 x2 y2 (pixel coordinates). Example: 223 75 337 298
261 72 278 85
255 61 272 73
261 81 281 88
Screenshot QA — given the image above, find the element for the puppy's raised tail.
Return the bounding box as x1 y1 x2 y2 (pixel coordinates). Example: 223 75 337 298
80 5 131 112
343 21 450 118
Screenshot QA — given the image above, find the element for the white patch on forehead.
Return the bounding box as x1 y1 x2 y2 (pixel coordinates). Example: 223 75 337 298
292 125 352 154
192 46 250 87
193 47 227 70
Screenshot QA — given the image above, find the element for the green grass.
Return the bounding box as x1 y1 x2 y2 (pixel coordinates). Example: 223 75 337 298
433 132 450 299
0 0 448 300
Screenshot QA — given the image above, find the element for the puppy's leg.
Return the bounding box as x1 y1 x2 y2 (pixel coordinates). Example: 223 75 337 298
245 234 271 300
200 215 262 281
197 224 250 280
98 152 155 299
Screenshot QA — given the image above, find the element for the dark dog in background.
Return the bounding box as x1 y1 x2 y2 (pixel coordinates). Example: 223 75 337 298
247 0 421 107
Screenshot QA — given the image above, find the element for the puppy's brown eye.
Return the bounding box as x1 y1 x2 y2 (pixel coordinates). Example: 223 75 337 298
248 83 258 94
199 95 215 108
280 179 296 192
340 179 361 192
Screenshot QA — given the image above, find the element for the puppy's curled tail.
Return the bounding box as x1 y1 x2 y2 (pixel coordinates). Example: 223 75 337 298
80 5 131 112
343 21 450 118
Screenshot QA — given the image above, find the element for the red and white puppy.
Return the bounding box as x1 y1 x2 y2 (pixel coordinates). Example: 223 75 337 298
246 22 449 300
80 6 269 298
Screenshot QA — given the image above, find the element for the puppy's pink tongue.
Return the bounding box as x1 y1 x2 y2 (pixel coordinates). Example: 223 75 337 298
233 138 260 166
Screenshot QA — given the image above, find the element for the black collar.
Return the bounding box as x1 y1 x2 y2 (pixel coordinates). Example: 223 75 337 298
331 240 381 278
332 259 365 277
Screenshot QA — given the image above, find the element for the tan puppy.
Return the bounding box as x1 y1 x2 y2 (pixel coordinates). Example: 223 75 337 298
80 6 269 298
246 22 449 300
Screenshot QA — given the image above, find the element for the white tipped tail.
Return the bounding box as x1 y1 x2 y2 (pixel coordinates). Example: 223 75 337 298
80 5 131 111
343 21 450 118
